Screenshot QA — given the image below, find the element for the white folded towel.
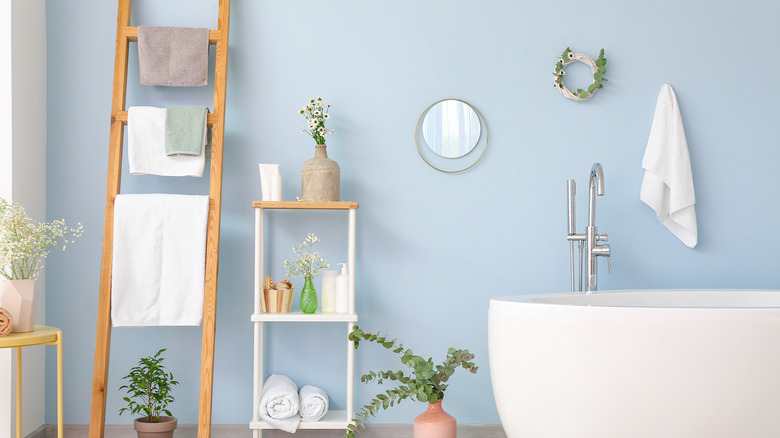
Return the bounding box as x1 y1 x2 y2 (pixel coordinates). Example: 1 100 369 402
299 385 329 422
128 106 206 177
259 374 301 433
111 194 209 327
640 84 698 248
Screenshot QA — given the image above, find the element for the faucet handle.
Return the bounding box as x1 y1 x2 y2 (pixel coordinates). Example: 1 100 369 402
593 243 612 275
596 233 608 242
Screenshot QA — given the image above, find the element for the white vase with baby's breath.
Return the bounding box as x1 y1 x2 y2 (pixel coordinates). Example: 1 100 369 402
299 97 340 202
0 198 82 332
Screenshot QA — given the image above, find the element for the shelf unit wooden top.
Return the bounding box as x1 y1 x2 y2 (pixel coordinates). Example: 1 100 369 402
252 201 359 210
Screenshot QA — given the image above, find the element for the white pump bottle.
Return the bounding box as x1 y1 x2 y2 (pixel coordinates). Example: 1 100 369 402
336 263 349 314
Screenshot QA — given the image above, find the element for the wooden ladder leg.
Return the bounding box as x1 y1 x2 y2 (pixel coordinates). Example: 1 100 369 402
198 1 231 437
89 0 132 436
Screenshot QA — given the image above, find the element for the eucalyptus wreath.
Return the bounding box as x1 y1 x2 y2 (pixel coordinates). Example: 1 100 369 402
553 47 607 101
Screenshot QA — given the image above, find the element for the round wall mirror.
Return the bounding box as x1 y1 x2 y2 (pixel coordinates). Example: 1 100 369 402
421 99 482 158
415 98 488 173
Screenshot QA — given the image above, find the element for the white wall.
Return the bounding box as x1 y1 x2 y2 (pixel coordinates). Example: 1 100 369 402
0 0 47 436
0 2 13 434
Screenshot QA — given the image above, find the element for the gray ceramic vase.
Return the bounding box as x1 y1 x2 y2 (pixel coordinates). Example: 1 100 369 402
301 144 340 202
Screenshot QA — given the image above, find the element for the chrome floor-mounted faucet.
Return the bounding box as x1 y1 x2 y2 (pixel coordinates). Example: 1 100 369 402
567 163 611 293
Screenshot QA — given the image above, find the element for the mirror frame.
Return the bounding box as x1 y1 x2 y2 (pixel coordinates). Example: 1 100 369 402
415 98 488 174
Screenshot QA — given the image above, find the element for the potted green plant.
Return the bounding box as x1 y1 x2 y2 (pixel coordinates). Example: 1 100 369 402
0 198 82 332
345 325 478 438
119 349 179 438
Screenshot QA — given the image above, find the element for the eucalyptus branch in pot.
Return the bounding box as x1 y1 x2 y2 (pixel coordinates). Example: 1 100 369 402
345 325 478 437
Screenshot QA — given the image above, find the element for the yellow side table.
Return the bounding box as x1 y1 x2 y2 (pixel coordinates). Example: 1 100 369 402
0 326 62 438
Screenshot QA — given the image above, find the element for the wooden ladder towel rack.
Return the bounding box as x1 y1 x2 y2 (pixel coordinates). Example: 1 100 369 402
89 1 230 437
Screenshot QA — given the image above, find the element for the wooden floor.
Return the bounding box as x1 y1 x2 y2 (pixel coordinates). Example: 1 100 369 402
48 424 507 438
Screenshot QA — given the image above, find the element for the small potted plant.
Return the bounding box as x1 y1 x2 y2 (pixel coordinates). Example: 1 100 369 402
119 349 179 438
0 198 82 332
345 326 478 438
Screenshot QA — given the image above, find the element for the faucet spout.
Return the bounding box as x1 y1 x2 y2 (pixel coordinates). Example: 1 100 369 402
588 163 604 227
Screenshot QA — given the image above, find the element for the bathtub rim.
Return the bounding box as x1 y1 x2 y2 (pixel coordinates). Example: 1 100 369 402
489 289 780 320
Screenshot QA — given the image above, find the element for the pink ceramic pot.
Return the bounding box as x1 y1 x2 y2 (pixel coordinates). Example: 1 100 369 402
413 400 456 438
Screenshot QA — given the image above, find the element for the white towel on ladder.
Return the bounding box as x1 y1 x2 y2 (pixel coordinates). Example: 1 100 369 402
640 84 698 248
111 193 210 327
128 106 206 177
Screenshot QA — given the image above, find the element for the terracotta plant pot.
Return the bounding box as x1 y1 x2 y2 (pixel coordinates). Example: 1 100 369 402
413 400 456 438
134 416 177 438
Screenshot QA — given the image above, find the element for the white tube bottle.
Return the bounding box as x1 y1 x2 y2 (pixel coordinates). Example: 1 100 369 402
335 263 349 314
271 167 282 201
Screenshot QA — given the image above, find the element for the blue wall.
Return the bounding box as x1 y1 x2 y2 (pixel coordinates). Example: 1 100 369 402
45 0 780 426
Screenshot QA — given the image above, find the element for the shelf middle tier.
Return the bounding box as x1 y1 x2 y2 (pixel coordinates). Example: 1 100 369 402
251 311 358 323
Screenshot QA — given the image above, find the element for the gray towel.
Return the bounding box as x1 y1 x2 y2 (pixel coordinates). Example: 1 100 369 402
138 26 209 87
165 106 208 156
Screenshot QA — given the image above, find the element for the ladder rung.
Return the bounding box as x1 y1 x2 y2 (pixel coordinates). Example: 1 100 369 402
122 26 222 45
114 111 218 127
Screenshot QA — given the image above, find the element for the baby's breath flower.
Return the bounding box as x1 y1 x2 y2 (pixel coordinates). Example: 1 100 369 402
284 233 329 278
0 198 83 280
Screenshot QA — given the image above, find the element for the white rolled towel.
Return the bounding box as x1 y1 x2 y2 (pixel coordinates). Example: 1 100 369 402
258 374 301 433
299 385 329 422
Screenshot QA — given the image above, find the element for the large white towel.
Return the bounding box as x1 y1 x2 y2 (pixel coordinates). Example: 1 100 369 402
111 194 209 327
259 374 301 433
299 385 329 422
640 84 698 248
128 106 206 177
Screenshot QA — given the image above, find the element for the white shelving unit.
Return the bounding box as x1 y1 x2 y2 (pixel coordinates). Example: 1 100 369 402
251 201 359 437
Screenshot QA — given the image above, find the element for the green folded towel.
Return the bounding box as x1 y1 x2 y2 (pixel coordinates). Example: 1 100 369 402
165 106 208 156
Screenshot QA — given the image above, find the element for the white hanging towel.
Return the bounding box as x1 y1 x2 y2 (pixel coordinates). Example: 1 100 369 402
111 193 210 327
128 106 206 177
640 84 698 248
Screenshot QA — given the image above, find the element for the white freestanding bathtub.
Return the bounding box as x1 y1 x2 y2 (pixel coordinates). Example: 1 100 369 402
488 290 780 438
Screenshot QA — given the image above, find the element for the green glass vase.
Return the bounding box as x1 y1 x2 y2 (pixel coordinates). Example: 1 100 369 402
300 276 318 314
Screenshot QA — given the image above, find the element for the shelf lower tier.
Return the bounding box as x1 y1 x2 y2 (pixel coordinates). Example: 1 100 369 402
250 410 352 430
251 311 358 322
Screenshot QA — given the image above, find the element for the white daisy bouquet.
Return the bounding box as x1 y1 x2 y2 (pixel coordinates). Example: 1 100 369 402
0 198 83 280
299 97 334 145
284 233 329 278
